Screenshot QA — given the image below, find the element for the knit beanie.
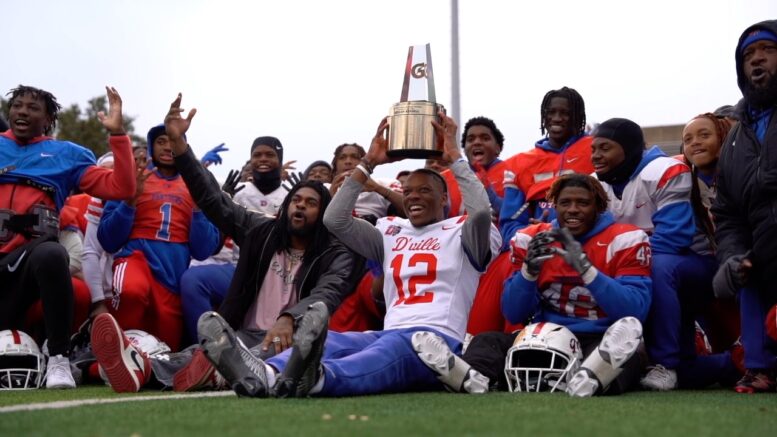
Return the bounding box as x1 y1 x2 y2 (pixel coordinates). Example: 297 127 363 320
251 136 283 163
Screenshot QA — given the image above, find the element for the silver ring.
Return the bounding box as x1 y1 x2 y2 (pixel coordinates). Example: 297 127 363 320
272 336 281 343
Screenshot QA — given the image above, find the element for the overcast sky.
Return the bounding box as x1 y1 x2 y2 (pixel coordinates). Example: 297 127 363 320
3 0 775 180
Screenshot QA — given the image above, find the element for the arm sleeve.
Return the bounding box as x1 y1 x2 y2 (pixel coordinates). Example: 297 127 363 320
78 135 136 200
585 273 652 322
499 186 530 244
323 176 385 262
188 211 221 261
96 200 135 253
173 146 267 247
650 170 694 254
456 160 498 270
59 229 83 275
501 271 541 325
82 220 109 303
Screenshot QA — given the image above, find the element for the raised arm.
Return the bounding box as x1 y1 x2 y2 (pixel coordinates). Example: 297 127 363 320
322 119 389 262
164 93 269 246
78 87 136 200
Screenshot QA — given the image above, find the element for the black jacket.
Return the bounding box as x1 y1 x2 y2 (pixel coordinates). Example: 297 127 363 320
174 147 363 329
712 19 777 287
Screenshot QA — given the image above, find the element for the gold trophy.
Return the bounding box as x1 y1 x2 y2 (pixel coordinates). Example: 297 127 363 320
387 44 446 158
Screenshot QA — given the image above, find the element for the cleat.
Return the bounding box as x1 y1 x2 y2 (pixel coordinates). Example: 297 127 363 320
197 311 268 397
569 316 643 397
412 330 488 394
734 370 776 394
90 313 150 392
275 302 329 398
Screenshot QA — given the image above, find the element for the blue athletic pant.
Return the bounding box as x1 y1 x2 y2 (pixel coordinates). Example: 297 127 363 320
180 263 234 345
647 252 737 386
267 327 461 396
739 286 777 370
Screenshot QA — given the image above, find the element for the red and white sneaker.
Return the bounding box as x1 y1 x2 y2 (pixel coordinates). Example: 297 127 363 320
90 313 151 393
173 348 226 392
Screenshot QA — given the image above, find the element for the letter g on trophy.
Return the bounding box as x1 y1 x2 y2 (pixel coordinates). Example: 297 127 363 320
387 44 446 159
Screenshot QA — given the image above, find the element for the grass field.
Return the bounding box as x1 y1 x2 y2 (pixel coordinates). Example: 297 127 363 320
1 387 775 437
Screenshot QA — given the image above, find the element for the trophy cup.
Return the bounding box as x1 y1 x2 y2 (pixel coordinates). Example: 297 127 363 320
387 44 446 159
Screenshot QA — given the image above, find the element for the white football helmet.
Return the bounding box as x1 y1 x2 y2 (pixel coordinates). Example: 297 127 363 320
124 330 170 357
504 322 582 393
97 330 168 386
0 330 45 390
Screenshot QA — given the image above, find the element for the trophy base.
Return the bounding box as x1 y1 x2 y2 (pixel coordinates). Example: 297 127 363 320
386 148 443 159
387 101 446 159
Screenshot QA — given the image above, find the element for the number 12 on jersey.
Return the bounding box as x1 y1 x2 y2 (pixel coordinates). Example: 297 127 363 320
390 253 436 306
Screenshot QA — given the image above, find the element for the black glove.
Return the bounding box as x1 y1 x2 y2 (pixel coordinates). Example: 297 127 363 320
282 171 304 192
552 227 593 277
522 231 556 277
222 169 245 198
712 253 750 298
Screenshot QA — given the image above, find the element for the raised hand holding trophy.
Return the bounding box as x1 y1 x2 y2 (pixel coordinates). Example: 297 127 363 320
387 44 446 158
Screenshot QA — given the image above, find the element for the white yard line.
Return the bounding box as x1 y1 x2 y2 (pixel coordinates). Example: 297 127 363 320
0 390 236 413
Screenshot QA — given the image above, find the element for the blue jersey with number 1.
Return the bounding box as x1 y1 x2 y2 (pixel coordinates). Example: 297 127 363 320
97 170 219 293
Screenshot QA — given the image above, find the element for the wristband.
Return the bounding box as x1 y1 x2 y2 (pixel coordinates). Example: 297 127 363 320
355 164 371 178
360 158 375 173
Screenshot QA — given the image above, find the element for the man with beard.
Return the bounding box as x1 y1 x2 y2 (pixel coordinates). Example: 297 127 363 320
192 111 500 398
95 125 220 355
177 136 286 345
84 94 361 394
233 136 287 216
712 20 777 393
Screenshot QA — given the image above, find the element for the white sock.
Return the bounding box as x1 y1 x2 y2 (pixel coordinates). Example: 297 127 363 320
265 364 278 387
309 369 325 394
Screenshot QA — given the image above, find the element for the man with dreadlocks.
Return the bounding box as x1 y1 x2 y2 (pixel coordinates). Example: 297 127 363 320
712 20 777 393
0 85 136 389
83 93 363 394
499 87 594 245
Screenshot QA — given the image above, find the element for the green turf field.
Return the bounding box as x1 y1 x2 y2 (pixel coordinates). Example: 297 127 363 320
1 387 775 437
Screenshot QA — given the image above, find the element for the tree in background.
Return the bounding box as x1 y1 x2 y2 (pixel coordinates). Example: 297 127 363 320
1 95 144 157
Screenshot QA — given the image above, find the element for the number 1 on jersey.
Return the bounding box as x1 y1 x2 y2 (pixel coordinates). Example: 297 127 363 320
156 202 172 240
390 253 436 306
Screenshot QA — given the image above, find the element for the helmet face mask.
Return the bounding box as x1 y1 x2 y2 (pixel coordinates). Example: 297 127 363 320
0 330 45 390
504 322 582 393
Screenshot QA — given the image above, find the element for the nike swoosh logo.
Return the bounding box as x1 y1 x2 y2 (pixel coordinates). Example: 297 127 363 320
596 242 607 247
566 157 579 163
40 153 54 158
130 350 144 371
7 251 26 273
635 202 648 209
442 225 457 230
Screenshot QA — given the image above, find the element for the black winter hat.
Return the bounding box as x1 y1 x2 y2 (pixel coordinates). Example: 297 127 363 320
251 136 283 163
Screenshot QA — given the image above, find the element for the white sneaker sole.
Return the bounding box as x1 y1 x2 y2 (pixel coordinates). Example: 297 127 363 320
411 331 488 394
90 314 148 393
567 317 643 397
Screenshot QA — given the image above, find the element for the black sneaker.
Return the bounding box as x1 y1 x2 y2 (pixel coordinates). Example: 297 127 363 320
275 302 329 398
197 311 269 397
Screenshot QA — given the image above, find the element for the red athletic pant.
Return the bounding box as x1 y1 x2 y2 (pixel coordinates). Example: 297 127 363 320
111 251 182 351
